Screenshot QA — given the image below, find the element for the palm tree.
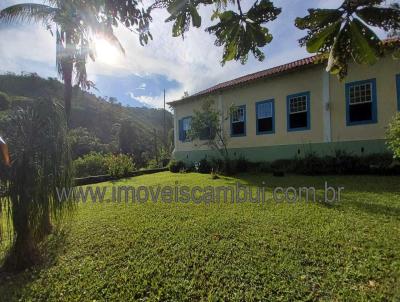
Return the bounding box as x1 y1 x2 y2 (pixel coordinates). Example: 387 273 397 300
0 1 124 123
0 97 73 271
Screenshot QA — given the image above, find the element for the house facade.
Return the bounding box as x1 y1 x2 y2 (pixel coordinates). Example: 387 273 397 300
168 54 400 163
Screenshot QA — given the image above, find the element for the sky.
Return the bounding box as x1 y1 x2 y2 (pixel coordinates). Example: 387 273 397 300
0 0 351 108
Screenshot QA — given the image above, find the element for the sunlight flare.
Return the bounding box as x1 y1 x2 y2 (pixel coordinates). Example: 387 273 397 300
95 38 121 65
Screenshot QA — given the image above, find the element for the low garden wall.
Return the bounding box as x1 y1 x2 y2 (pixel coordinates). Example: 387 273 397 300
74 167 168 186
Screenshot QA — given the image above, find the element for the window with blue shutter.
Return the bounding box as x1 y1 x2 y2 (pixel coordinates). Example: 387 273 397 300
179 117 192 142
345 79 377 126
287 92 310 131
256 100 274 134
230 105 246 137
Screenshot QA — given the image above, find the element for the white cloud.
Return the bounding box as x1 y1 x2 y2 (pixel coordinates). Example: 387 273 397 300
136 83 146 90
127 89 183 110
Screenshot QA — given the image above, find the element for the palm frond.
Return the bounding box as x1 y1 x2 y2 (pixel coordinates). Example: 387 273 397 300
0 3 57 27
102 31 125 55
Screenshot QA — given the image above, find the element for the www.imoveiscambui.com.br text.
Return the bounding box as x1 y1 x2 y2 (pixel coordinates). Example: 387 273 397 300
56 182 344 204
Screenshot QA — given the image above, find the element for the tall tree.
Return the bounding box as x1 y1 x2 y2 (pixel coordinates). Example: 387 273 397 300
0 98 73 271
295 0 400 78
189 98 230 161
0 1 125 122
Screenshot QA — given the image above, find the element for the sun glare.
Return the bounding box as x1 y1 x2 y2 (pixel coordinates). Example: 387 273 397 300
95 38 121 65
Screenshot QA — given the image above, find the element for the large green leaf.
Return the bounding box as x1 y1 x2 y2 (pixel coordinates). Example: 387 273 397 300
349 18 380 65
0 3 57 26
326 22 350 76
306 20 341 53
356 6 400 32
189 4 201 27
295 9 342 30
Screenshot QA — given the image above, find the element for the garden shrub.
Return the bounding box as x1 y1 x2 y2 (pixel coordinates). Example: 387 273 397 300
74 152 135 178
363 153 398 174
197 158 212 174
207 158 233 175
386 113 400 159
0 91 11 111
254 161 271 173
270 159 295 173
187 151 397 176
294 152 326 175
105 154 135 177
168 160 186 173
235 156 249 173
327 150 364 174
73 152 108 177
147 159 160 169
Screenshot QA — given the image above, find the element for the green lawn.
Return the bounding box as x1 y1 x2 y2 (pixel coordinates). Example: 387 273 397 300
1 172 400 301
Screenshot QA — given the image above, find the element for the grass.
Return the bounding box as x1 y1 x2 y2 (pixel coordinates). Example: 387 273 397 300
1 171 400 301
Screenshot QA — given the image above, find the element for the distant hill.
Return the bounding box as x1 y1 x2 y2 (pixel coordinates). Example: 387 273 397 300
0 73 174 166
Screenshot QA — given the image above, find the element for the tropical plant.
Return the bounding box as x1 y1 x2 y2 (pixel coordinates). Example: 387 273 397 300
189 98 230 161
295 0 400 78
388 2 400 38
105 154 135 178
68 127 108 159
73 151 109 178
168 160 186 173
0 1 126 122
0 97 73 271
0 91 11 111
386 113 400 159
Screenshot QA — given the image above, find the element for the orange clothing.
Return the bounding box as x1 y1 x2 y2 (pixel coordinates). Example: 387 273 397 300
0 136 10 167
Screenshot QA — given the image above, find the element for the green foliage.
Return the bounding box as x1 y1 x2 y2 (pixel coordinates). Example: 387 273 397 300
295 0 400 78
168 160 186 173
68 127 108 159
105 154 135 178
0 73 174 168
189 99 229 160
202 150 398 176
0 91 11 111
74 152 135 178
386 113 400 159
196 158 212 174
164 0 202 37
206 0 281 64
146 159 161 169
234 156 249 173
0 97 73 271
73 152 109 178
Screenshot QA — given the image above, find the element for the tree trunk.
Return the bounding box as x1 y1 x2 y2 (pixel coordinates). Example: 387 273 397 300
3 163 40 271
63 31 73 126
3 220 39 272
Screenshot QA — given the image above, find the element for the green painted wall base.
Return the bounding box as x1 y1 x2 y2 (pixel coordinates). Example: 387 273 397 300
173 139 390 163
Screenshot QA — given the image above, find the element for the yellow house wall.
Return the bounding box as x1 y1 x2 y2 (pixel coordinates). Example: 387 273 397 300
173 56 400 153
330 56 400 142
219 65 324 149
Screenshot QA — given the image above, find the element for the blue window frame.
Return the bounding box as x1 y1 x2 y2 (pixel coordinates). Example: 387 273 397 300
345 79 377 126
287 92 310 131
230 105 246 137
178 116 192 142
397 74 400 111
256 99 275 135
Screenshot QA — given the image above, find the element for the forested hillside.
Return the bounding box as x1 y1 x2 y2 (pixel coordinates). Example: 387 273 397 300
0 73 174 167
